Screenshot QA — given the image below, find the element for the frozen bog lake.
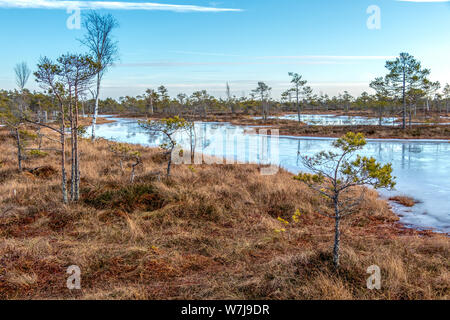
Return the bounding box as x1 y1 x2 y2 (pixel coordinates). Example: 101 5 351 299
92 116 450 233
256 113 450 126
255 113 398 126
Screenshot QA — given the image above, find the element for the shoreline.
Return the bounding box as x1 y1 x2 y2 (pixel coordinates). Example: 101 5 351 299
99 113 450 141
232 120 450 141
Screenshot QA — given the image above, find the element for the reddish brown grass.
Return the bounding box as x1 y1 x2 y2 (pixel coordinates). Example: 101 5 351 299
389 196 418 208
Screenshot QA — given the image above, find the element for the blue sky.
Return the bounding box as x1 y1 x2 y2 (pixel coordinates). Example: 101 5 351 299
0 0 449 99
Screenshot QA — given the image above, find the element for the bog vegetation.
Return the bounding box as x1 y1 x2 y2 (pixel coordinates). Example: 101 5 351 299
0 128 448 300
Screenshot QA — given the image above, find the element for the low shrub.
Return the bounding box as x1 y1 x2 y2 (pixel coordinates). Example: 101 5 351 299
83 183 165 213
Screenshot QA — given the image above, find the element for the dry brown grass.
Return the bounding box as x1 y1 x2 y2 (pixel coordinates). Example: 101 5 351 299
389 196 418 208
79 117 115 126
0 127 448 300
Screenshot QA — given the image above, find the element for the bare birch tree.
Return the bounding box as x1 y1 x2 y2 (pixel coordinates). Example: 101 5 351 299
80 11 119 140
226 82 235 114
15 62 31 92
12 62 31 168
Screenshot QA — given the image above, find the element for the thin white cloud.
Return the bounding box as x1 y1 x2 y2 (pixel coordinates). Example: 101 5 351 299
117 60 345 67
170 51 396 60
0 0 242 12
257 55 396 60
170 50 244 57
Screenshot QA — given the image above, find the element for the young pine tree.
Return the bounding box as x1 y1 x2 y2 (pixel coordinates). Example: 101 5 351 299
295 132 396 269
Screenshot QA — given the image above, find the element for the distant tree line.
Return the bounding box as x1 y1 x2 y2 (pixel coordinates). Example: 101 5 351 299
3 75 448 126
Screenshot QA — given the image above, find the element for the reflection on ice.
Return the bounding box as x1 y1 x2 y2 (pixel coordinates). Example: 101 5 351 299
91 116 450 233
255 113 398 126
